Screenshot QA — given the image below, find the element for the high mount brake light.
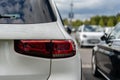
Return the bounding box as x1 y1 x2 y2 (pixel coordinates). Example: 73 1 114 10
14 40 76 59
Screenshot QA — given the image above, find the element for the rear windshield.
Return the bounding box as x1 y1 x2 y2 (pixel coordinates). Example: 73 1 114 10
0 0 56 24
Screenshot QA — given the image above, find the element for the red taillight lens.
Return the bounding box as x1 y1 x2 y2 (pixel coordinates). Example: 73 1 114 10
52 40 76 58
14 40 76 59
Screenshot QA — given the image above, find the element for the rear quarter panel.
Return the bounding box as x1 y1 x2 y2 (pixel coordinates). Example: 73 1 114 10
48 43 81 80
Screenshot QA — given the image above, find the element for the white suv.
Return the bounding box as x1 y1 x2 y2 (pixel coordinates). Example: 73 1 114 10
0 0 81 80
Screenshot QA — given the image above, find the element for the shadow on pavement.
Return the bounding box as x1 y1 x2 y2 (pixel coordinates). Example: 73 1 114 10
82 67 105 80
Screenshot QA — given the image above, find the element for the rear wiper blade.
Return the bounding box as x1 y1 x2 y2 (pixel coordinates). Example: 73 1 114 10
0 15 11 18
0 14 20 19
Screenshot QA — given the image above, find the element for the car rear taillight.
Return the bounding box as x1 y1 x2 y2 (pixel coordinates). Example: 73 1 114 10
14 40 76 59
52 40 76 58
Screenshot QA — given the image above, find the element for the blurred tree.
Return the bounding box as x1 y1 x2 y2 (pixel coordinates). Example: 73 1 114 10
107 18 114 27
116 13 120 24
117 17 120 23
116 13 120 17
63 18 69 25
90 15 100 25
99 18 105 27
84 20 90 25
110 16 116 25
72 20 83 27
101 16 108 26
62 13 120 27
90 19 96 25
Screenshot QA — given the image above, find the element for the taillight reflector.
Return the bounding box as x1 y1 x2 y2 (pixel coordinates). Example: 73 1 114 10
14 40 76 59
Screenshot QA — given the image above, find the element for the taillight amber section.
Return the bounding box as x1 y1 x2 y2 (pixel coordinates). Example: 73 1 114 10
14 40 76 59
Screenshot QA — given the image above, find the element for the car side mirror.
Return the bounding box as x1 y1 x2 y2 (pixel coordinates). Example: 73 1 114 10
66 26 72 34
101 33 107 41
101 33 113 44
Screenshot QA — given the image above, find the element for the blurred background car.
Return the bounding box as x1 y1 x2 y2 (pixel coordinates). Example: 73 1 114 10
76 24 104 47
92 23 120 80
0 0 82 80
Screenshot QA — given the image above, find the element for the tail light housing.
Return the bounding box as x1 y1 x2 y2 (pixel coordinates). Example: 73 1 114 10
14 40 76 59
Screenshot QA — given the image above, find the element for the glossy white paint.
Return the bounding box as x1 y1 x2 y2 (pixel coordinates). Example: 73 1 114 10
0 0 81 80
0 23 65 39
48 49 81 80
0 40 50 80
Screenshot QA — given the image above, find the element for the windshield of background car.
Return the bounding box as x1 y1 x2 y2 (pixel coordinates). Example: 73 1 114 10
108 24 120 39
83 25 103 32
0 0 56 24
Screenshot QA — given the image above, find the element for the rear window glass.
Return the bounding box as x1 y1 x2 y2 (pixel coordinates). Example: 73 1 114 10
0 0 56 24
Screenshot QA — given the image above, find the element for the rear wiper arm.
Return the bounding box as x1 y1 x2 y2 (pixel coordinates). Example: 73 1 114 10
0 15 11 18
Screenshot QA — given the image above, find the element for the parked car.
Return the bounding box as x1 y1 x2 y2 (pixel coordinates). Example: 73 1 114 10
0 0 81 80
92 23 120 80
76 25 104 47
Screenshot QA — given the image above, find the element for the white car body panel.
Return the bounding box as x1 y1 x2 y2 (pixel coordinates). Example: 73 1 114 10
79 32 104 46
0 23 81 80
0 40 50 80
80 32 104 39
48 49 81 80
0 0 81 80
0 23 65 39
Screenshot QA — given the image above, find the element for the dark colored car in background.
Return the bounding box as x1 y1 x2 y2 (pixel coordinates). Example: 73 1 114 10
92 23 120 80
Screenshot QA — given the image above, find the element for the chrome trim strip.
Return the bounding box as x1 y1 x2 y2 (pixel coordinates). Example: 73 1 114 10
98 69 110 80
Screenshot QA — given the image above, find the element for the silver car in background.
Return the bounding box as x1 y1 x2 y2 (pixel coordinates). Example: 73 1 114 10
0 0 81 80
76 25 104 47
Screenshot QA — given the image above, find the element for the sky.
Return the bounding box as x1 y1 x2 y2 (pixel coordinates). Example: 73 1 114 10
54 0 120 21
